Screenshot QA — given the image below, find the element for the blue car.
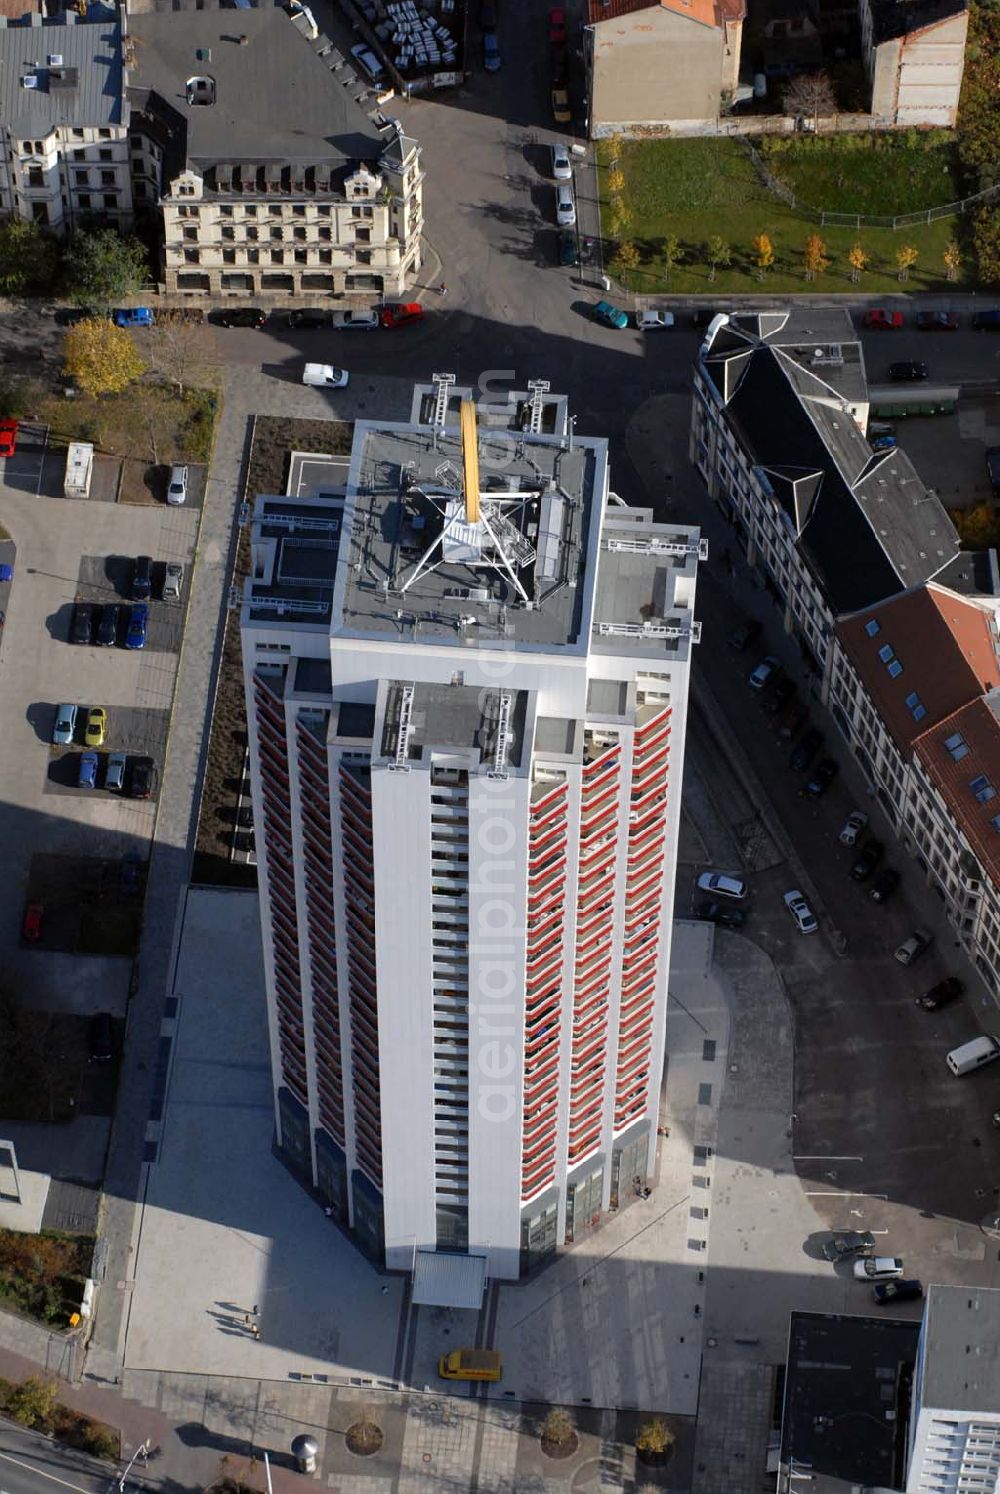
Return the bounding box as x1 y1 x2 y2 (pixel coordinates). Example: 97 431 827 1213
125 604 148 650
483 30 501 70
871 434 897 451
113 307 155 328
593 300 628 330
78 751 99 789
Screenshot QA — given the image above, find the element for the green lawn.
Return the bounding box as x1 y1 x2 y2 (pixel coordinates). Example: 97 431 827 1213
602 137 971 296
759 131 962 217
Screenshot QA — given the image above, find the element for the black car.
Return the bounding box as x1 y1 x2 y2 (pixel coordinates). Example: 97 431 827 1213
88 1011 114 1062
216 307 267 329
557 230 578 267
790 728 823 772
915 976 964 1011
804 757 838 798
869 866 900 904
71 601 94 645
128 755 156 799
888 360 928 382
131 554 152 601
915 311 958 331
822 1230 874 1262
727 618 762 652
96 603 120 646
694 901 747 930
55 306 94 326
850 838 884 882
288 308 329 329
778 701 808 742
764 678 796 716
972 309 1000 331
873 1279 923 1304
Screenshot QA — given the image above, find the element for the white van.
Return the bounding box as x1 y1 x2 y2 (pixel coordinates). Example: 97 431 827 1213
302 363 349 388
946 1034 1000 1076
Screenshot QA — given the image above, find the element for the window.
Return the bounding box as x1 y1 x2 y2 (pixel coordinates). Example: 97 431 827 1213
99 148 112 162
877 643 893 663
26 167 43 188
184 248 200 264
887 659 903 678
23 141 33 155
318 205 330 217
74 170 88 186
222 248 236 264
220 205 233 217
270 227 283 241
246 205 257 217
183 226 198 241
864 618 881 637
970 775 996 804
103 194 117 210
945 732 969 762
72 127 84 139
293 204 305 217
270 249 283 264
356 227 371 243
73 148 86 161
294 226 306 241
98 128 111 138
246 226 258 242
222 226 235 241
294 248 307 264
992 815 1000 834
78 193 91 209
101 170 116 186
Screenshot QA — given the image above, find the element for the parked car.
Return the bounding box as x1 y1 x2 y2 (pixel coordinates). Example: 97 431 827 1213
696 870 748 901
548 5 566 40
131 554 153 600
748 655 781 690
126 604 148 650
166 465 188 506
871 434 897 451
88 1011 114 1062
972 309 1000 330
839 810 868 847
863 309 903 330
78 750 99 789
888 360 928 382
97 604 120 646
216 307 267 328
550 41 567 83
894 928 933 965
162 562 184 603
790 728 823 771
350 41 384 80
557 230 578 267
916 311 958 331
592 300 628 330
287 308 329 329
822 1230 874 1262
784 889 817 935
873 1279 923 1304
379 302 425 329
916 976 964 1011
128 755 156 799
551 143 572 180
84 705 107 747
764 678 796 716
850 839 883 881
778 702 808 742
105 749 127 792
804 757 838 799
0 417 18 458
870 867 900 904
727 618 761 652
21 902 44 942
694 901 747 930
636 310 674 330
71 602 94 645
482 30 501 70
302 363 349 388
555 181 575 227
551 86 571 123
331 310 380 331
52 702 78 745
113 307 154 328
854 1257 904 1282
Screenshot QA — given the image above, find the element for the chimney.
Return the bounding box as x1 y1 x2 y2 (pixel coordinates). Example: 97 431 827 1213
238 31 248 41
64 10 76 23
30 9 42 23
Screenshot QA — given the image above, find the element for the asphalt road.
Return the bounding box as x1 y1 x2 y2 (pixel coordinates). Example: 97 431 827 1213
0 1419 120 1494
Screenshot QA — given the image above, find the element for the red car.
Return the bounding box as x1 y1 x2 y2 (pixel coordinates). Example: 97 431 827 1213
0 418 18 458
22 902 43 942
548 5 566 41
863 309 903 331
379 302 425 329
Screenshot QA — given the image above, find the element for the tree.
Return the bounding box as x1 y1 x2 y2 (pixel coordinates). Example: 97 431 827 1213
802 232 830 280
612 239 640 275
943 239 962 281
64 318 145 397
0 221 58 296
781 71 837 129
5 1378 58 1430
973 205 1000 285
847 241 869 283
606 167 626 197
62 228 147 310
144 319 215 395
751 232 775 279
636 1416 676 1459
705 234 731 282
540 1407 576 1450
950 502 999 549
661 233 683 281
895 244 919 280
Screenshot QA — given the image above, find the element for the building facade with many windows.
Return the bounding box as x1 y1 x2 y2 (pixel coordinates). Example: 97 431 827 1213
240 379 703 1302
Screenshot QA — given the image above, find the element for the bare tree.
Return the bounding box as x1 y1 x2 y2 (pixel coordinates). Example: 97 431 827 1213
782 71 837 130
144 319 216 395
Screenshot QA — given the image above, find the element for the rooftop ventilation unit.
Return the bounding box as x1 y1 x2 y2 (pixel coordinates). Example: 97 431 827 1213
21 73 38 88
47 52 63 65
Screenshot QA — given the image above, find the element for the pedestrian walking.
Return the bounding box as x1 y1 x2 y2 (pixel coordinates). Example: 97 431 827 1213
251 1323 260 1340
438 282 448 297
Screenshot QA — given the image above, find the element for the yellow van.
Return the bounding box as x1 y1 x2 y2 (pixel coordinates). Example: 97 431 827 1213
438 1348 502 1383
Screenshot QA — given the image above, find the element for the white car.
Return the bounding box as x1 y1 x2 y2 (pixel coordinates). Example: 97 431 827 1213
696 871 747 901
636 310 675 331
784 889 818 935
162 562 184 603
52 702 78 746
166 464 188 506
551 144 572 180
302 362 350 388
331 310 380 331
350 42 384 81
853 1257 904 1282
839 809 868 847
748 655 781 690
555 182 576 228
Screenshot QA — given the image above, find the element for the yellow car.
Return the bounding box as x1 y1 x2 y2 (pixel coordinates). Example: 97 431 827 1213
551 87 571 123
84 706 107 748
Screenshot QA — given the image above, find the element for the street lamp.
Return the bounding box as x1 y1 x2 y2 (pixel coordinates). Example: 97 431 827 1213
118 1441 149 1492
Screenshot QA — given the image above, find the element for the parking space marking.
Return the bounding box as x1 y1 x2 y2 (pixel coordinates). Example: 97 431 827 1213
805 1190 888 1200
794 1155 864 1161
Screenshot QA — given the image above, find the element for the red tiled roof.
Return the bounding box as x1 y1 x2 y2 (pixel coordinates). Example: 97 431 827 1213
916 694 1000 888
588 0 743 28
836 584 1000 756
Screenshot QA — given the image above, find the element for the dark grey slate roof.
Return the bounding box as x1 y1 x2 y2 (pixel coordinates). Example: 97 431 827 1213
128 7 384 167
0 18 123 136
701 319 960 615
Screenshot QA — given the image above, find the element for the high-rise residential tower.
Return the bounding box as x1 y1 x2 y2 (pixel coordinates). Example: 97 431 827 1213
241 378 704 1305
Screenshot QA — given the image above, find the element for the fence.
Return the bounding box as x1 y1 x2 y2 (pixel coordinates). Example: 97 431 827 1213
739 135 1000 231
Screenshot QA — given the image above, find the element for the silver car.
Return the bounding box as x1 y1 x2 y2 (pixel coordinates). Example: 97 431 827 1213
52 702 78 745
162 562 184 603
167 465 188 506
105 750 127 792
